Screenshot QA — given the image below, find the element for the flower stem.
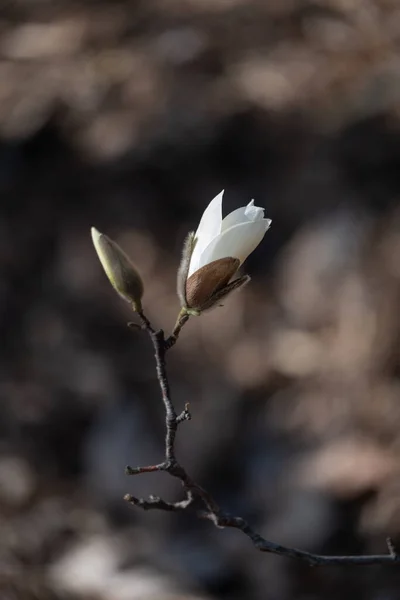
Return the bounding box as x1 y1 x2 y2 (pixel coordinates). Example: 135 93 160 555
164 308 190 350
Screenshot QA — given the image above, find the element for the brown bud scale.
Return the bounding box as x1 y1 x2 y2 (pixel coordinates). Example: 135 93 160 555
200 274 250 312
185 257 240 311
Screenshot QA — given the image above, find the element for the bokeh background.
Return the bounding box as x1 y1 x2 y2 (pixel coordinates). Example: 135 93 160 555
2 0 400 598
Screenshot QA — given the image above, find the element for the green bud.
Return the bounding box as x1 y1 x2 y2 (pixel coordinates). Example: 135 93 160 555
91 227 144 312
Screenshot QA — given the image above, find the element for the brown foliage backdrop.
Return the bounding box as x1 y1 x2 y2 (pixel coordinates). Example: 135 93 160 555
2 1 400 598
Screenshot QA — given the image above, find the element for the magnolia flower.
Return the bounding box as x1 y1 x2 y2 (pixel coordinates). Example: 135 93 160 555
178 190 271 314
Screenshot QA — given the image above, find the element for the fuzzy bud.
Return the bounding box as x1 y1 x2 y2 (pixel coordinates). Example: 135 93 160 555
176 231 196 310
91 227 143 312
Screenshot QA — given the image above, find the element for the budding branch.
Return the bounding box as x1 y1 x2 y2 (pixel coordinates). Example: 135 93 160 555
124 312 400 567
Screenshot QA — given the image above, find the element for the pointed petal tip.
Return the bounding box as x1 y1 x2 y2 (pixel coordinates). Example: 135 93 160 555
262 218 272 233
91 227 102 241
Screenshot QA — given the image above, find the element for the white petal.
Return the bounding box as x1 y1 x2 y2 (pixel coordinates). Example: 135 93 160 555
189 190 224 276
221 200 265 232
245 200 265 221
198 218 271 268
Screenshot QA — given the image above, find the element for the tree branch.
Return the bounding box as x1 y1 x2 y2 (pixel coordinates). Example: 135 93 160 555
125 311 400 567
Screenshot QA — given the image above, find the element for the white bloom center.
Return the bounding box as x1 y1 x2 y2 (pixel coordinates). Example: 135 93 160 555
188 191 271 277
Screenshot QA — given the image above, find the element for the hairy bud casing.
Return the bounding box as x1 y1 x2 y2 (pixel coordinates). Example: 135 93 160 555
177 231 196 310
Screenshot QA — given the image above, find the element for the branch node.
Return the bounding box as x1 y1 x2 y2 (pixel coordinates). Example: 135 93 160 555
149 495 161 502
124 493 137 504
387 537 399 559
164 459 178 473
177 403 192 423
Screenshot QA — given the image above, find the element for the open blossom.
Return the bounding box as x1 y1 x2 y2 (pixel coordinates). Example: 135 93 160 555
178 190 271 313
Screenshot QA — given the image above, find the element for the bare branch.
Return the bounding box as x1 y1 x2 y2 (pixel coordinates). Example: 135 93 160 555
124 311 400 567
199 513 400 565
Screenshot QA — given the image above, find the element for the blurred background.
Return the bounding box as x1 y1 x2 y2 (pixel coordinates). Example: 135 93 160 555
2 0 400 598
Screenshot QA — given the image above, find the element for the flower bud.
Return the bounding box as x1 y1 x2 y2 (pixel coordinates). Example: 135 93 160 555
91 227 144 312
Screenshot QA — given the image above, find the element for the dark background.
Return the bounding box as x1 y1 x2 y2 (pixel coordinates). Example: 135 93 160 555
2 1 400 599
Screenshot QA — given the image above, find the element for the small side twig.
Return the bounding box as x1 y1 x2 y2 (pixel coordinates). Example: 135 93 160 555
125 310 400 567
177 402 191 423
124 489 195 512
125 464 164 475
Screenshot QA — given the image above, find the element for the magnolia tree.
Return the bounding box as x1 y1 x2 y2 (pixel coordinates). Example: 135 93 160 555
92 191 399 567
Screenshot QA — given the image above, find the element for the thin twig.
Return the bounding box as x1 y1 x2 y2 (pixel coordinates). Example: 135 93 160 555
164 311 190 350
124 489 195 512
125 311 400 567
200 513 400 565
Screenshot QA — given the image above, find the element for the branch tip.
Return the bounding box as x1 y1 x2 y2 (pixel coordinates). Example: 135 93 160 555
387 537 399 559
